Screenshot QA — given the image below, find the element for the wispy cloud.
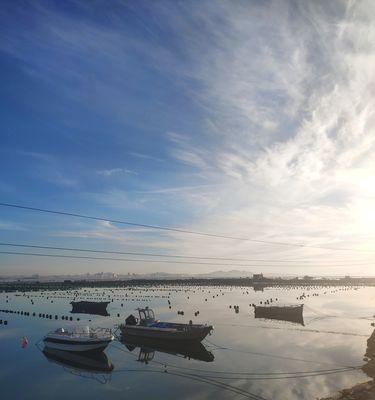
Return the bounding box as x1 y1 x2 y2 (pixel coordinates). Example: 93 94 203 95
97 168 137 177
13 150 79 187
0 220 27 231
160 0 375 272
51 220 173 250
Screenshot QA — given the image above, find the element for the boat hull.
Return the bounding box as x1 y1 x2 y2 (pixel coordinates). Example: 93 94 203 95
254 304 304 325
120 324 212 342
43 338 112 352
70 301 110 317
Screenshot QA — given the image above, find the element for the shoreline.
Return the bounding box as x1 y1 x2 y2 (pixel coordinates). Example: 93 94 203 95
1 276 375 293
320 380 375 400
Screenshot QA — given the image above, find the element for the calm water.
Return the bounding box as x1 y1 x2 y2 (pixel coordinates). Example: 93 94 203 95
1 284 374 399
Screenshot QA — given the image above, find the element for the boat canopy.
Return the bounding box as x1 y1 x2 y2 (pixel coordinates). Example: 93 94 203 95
137 307 155 325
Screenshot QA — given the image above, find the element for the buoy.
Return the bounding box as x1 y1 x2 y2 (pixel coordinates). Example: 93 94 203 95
22 336 28 348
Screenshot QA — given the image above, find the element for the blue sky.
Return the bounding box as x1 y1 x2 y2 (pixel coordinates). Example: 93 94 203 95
1 0 375 276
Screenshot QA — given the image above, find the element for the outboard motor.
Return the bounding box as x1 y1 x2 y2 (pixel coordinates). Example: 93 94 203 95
125 314 137 326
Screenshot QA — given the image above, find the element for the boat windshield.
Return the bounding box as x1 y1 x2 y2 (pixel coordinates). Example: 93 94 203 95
138 308 155 323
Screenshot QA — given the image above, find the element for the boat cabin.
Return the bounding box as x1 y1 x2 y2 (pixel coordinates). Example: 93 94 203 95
137 307 155 326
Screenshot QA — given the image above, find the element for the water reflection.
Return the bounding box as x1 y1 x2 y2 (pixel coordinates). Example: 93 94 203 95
319 329 375 399
122 336 215 363
42 348 114 384
1 285 373 399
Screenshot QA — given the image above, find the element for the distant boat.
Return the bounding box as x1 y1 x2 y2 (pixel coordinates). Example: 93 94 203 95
43 327 114 352
122 336 214 363
70 301 110 316
119 307 213 342
253 304 304 326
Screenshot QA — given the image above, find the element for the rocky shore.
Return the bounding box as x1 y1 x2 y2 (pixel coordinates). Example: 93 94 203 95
320 380 375 400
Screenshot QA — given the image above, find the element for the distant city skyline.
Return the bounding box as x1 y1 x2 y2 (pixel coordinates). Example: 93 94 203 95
1 1 375 276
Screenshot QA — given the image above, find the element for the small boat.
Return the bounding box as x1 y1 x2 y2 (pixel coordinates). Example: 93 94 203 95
43 327 114 352
253 304 304 325
70 301 110 316
119 307 213 342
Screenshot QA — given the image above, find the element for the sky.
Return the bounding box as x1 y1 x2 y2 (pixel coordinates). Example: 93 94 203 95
0 0 375 276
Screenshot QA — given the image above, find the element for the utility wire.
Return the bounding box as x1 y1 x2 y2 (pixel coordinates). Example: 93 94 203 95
0 202 373 253
0 250 372 268
0 242 373 266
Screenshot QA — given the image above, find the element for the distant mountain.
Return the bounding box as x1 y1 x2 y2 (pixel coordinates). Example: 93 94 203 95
121 270 254 280
195 270 253 278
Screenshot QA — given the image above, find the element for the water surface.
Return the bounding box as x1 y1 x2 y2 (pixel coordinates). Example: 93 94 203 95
1 284 374 399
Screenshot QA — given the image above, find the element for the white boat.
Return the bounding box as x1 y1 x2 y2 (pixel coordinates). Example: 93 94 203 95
43 327 114 352
119 307 213 342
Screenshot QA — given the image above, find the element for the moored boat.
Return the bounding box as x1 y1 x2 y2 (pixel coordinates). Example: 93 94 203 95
70 301 110 316
253 304 304 325
119 307 213 342
43 327 114 352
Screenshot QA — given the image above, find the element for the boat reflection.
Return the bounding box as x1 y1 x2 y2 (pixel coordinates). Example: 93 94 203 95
254 304 305 326
42 348 114 384
253 283 267 292
121 336 215 363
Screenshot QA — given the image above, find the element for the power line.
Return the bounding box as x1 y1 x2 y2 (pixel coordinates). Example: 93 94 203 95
0 202 373 253
0 251 256 266
0 250 371 268
0 242 373 266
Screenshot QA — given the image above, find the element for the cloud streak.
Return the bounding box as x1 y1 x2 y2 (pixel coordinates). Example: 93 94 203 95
160 0 375 273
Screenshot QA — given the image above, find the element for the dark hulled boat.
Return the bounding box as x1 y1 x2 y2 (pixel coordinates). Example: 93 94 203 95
70 301 110 316
120 308 213 342
254 304 304 325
